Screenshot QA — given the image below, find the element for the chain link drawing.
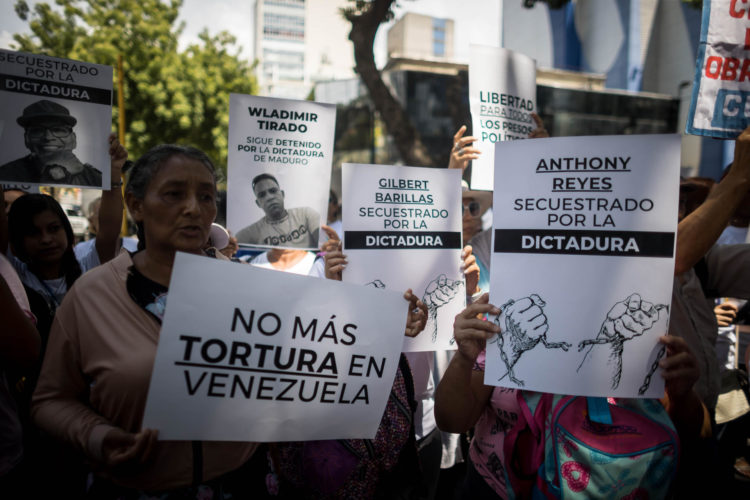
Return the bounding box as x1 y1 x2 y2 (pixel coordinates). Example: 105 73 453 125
365 279 386 289
638 344 667 395
577 293 669 390
490 294 571 386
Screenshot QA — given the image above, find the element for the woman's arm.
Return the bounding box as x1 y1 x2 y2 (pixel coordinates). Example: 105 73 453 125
95 134 127 264
435 295 499 433
675 126 750 274
31 311 155 469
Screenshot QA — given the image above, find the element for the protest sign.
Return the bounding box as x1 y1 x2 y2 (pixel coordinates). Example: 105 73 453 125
341 163 464 352
687 0 750 137
142 252 407 441
485 135 680 398
0 50 112 189
227 94 335 250
469 45 536 191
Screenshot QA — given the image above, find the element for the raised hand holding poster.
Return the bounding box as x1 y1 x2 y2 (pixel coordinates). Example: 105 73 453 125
687 0 750 137
469 45 536 191
0 50 112 189
227 94 335 250
142 252 407 441
485 135 680 398
341 164 464 352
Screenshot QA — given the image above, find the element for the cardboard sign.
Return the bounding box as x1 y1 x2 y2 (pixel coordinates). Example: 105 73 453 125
341 163 464 352
485 135 680 398
142 252 407 441
227 94 335 250
469 45 536 191
687 0 750 138
0 50 112 189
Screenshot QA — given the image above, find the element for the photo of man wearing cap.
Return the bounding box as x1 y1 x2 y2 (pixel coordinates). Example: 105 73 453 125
0 99 102 186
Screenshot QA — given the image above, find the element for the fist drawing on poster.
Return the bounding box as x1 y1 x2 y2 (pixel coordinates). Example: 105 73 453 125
577 293 669 390
422 274 464 342
492 294 571 387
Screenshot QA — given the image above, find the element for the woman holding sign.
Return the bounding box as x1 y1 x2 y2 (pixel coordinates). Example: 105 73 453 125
31 145 258 497
435 295 708 499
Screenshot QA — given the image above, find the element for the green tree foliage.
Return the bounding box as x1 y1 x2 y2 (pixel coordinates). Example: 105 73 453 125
12 0 257 175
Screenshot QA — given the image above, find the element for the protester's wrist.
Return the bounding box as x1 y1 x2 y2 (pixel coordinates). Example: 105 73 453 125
454 347 479 367
87 423 118 463
466 288 483 305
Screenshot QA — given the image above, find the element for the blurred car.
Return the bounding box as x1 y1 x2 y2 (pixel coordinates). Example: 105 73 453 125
61 203 89 238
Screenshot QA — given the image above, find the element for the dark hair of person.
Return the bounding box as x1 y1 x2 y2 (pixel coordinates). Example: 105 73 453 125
8 193 82 289
125 144 217 251
251 172 279 190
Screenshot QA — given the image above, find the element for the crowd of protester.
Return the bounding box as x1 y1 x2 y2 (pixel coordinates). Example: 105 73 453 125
2 107 750 500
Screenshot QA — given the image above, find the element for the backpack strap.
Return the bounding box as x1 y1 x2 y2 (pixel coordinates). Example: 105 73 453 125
586 397 612 425
504 391 553 498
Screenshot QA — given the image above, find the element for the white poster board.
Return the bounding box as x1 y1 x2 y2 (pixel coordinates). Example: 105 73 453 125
485 135 680 398
142 252 407 441
227 94 335 250
469 45 536 191
0 50 112 189
341 163 464 352
687 0 750 138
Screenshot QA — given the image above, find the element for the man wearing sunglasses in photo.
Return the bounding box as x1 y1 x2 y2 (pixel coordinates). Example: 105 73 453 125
0 100 102 187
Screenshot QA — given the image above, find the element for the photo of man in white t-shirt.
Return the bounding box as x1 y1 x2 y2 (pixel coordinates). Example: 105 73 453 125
236 173 320 248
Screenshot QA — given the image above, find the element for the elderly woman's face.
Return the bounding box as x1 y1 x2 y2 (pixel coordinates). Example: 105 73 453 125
131 155 216 254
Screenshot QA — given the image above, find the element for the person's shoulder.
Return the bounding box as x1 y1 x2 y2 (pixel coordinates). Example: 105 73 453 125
74 238 96 260
291 206 320 219
249 251 270 266
71 251 131 294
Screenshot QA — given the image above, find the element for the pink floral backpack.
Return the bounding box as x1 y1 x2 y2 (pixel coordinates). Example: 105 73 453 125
503 392 679 499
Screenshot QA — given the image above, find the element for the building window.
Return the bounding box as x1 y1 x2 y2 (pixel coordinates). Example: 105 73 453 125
433 18 446 57
263 0 304 8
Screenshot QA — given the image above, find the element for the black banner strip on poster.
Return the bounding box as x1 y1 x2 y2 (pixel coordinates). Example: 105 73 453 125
345 231 462 250
0 73 112 105
493 229 674 258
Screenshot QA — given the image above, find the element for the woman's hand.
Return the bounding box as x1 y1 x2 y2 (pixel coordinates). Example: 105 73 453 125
461 245 480 297
404 288 428 337
659 335 699 403
108 133 127 187
320 225 340 253
453 294 500 364
219 233 239 259
324 241 347 281
528 112 549 139
100 427 158 470
448 126 481 171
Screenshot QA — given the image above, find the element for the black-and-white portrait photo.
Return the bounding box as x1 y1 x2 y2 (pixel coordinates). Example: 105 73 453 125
236 173 320 248
227 94 335 251
0 99 102 187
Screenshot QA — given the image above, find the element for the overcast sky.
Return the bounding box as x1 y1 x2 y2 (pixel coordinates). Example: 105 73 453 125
0 0 500 66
